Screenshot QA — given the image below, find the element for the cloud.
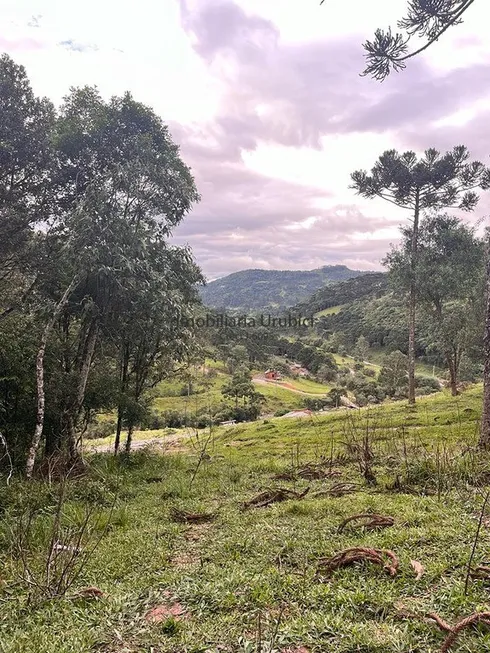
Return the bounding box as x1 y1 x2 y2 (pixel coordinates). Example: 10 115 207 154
0 35 43 51
168 0 490 278
2 0 490 279
27 14 42 28
58 39 99 53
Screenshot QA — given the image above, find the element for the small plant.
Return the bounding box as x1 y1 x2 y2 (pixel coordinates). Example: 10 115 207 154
9 473 116 603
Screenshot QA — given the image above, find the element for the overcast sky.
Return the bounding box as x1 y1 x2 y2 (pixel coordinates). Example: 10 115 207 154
2 0 490 280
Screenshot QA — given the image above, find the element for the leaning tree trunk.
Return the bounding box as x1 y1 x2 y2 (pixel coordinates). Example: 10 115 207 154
64 315 99 460
114 344 129 455
25 276 80 478
479 241 490 448
446 354 459 397
124 423 134 454
408 191 420 406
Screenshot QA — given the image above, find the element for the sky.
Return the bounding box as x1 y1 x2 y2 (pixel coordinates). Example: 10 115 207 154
2 0 490 280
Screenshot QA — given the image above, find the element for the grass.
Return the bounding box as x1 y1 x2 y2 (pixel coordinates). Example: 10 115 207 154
314 304 346 318
3 386 490 652
279 377 331 394
153 372 308 416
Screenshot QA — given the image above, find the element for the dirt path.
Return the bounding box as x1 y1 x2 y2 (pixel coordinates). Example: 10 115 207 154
87 429 193 454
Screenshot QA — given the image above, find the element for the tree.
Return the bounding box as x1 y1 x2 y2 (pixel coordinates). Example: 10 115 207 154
111 246 203 454
0 54 57 319
351 146 490 404
385 214 484 396
378 350 409 396
222 365 257 408
480 230 490 447
226 344 249 374
23 85 202 472
354 335 369 362
320 0 478 81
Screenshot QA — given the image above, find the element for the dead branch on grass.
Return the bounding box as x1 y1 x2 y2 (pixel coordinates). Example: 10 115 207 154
170 508 216 523
316 547 399 578
427 611 490 652
243 487 310 509
312 482 359 498
338 513 394 533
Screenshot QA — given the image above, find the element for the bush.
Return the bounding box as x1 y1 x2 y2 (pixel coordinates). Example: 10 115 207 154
364 368 376 378
141 411 166 430
162 410 189 428
303 397 331 411
274 408 290 417
85 420 116 440
414 375 441 391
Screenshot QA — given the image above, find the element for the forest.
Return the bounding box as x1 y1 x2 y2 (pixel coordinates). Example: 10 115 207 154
4 1 490 650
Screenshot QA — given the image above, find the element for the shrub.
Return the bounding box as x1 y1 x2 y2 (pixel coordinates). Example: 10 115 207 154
414 375 441 391
273 408 290 417
85 420 116 440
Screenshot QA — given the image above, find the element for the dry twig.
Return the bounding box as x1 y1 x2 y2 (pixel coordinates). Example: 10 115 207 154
170 508 216 523
243 487 310 509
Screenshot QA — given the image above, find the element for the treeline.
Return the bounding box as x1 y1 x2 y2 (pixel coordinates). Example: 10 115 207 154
315 215 485 393
0 55 203 474
200 265 367 311
295 273 387 315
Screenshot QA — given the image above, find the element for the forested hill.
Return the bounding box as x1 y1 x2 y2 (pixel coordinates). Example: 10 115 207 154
295 272 388 315
200 265 371 310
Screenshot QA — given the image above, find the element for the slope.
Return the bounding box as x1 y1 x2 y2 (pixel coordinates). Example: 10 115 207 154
200 265 371 310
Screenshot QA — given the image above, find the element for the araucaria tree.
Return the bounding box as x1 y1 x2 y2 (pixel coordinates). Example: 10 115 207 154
351 146 490 404
320 0 478 80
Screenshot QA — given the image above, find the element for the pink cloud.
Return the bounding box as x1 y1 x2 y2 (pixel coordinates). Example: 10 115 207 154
0 36 44 52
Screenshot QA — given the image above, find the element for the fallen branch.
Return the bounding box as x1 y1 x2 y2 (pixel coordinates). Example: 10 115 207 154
338 513 394 533
170 508 216 524
427 611 490 652
297 464 342 480
272 464 341 481
243 487 310 509
312 482 359 498
316 547 399 578
469 564 490 580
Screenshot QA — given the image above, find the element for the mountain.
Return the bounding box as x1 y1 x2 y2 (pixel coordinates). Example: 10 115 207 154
294 272 388 316
200 265 372 310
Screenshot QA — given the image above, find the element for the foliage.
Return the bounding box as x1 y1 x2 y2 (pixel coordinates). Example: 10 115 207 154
326 0 479 80
200 265 368 310
385 214 485 394
0 55 203 470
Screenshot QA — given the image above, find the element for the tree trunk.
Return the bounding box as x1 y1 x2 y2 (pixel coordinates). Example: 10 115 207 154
25 276 79 478
64 316 99 460
124 423 134 454
479 241 490 448
408 191 420 405
446 354 459 397
115 345 129 455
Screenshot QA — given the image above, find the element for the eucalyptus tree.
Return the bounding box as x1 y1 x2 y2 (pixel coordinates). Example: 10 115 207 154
385 214 484 395
110 245 204 454
25 87 202 474
351 146 489 403
0 54 57 318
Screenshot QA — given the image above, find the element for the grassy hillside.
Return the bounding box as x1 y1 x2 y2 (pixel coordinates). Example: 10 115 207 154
5 387 490 652
200 265 370 310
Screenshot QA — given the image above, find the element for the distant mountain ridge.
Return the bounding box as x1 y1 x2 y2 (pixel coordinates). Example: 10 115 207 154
199 265 372 310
